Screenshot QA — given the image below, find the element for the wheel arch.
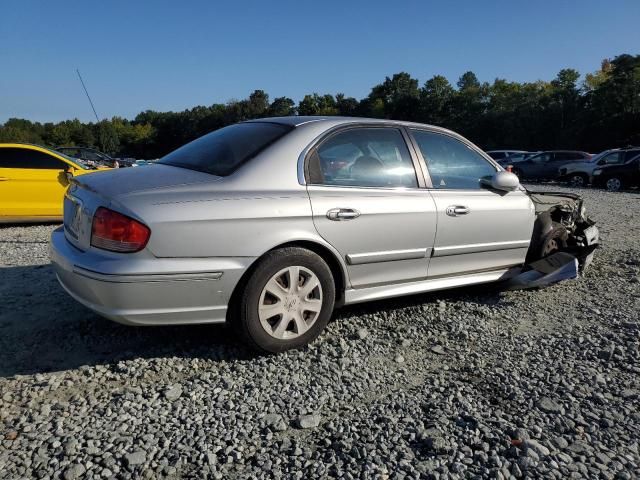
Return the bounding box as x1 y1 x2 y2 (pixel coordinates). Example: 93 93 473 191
570 171 589 179
226 239 348 325
526 211 569 262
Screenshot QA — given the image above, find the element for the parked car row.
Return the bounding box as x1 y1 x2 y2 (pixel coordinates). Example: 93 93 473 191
56 146 146 168
486 147 640 191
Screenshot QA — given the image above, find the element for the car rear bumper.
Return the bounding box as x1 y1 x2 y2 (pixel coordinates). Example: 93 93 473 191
49 227 253 326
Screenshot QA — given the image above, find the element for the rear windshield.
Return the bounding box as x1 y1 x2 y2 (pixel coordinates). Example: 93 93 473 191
159 122 292 176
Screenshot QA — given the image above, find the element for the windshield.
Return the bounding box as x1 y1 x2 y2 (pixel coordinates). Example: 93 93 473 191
50 149 90 170
505 152 527 162
589 150 612 163
159 122 292 176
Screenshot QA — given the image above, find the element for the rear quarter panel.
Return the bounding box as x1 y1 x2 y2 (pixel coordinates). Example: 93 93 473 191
117 187 323 259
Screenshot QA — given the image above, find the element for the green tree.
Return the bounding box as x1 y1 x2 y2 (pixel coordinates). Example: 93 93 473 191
335 93 359 116
298 94 338 115
419 75 454 125
2 55 640 157
96 120 119 154
367 72 420 119
268 97 296 116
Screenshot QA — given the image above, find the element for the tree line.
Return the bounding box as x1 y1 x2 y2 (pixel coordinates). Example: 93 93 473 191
1 53 638 159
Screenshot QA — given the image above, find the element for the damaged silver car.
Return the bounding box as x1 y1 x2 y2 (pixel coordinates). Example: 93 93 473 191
50 117 598 352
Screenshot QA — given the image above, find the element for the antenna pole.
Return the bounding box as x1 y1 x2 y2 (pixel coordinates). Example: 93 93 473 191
76 69 100 122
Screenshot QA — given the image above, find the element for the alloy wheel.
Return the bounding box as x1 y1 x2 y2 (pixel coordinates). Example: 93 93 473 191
569 175 586 188
258 266 323 340
606 177 622 192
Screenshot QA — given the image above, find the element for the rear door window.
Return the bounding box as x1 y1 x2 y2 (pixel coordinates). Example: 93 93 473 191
624 150 640 161
308 128 418 188
556 152 586 161
554 152 574 162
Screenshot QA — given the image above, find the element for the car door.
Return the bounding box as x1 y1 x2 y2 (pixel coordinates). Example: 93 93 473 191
305 126 437 289
628 156 640 185
0 147 70 218
408 129 535 278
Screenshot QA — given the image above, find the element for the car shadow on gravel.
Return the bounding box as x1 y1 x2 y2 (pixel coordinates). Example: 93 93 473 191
0 263 513 378
0 264 260 378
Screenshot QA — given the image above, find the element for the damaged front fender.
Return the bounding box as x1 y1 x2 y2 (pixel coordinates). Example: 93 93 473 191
506 190 600 290
526 190 599 271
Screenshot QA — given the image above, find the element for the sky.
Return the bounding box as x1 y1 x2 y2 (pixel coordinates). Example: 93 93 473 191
1 0 639 123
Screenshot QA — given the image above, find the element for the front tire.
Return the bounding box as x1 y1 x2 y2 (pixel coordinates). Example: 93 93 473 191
527 222 569 262
235 247 336 353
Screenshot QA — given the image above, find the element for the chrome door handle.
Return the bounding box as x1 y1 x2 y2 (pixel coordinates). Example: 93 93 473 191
446 205 470 216
326 208 360 221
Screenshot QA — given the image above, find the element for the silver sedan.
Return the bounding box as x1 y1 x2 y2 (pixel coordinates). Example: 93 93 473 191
50 117 594 352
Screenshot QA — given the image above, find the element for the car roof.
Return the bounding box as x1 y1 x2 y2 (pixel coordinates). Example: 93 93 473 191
58 146 102 151
245 115 457 133
0 142 88 167
0 142 55 150
533 150 591 154
486 150 529 153
0 142 71 156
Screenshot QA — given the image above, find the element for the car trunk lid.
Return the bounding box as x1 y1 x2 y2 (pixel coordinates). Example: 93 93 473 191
63 164 219 251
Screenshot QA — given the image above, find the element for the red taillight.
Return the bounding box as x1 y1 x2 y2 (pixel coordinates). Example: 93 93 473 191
91 207 150 253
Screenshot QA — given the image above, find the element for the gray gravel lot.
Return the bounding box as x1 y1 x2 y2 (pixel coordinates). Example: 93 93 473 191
1 186 639 479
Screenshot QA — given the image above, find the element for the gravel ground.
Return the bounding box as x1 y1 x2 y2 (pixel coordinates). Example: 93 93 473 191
1 185 639 479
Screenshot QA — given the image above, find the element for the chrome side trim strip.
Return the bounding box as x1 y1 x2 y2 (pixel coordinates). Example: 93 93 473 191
432 240 530 257
72 266 223 283
344 267 519 305
346 248 429 265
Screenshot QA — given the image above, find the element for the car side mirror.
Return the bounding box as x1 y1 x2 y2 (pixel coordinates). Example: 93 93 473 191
482 171 520 192
60 165 74 185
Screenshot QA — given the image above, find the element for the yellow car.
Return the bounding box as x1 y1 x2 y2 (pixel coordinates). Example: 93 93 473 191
0 143 110 223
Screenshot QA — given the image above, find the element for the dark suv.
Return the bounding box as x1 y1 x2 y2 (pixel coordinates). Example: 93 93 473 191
592 153 640 191
498 151 591 181
558 147 640 187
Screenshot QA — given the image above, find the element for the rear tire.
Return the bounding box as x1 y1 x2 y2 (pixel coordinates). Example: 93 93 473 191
605 176 623 192
568 173 588 188
234 247 335 353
